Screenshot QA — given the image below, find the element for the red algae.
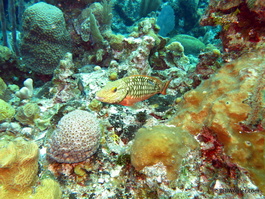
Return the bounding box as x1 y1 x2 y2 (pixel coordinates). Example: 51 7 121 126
200 0 265 58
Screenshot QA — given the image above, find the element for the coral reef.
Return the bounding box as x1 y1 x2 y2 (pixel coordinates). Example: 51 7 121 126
169 48 265 194
15 103 40 125
0 45 16 67
51 53 79 103
200 0 265 58
0 99 15 122
151 40 189 70
47 110 102 163
72 0 113 66
131 125 199 179
0 77 7 96
109 18 161 75
1 0 264 198
0 138 61 199
29 178 62 199
169 34 205 55
0 137 39 191
194 45 222 80
88 99 103 112
20 2 71 74
15 78 33 99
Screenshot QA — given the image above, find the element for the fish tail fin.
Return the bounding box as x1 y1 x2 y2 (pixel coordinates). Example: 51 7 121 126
161 78 172 95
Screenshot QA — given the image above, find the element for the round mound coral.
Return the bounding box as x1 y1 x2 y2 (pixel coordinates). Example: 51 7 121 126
21 2 71 74
47 110 101 163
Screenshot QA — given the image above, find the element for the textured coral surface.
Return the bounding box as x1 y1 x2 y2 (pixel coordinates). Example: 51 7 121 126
131 125 199 179
21 2 71 74
47 110 101 163
201 0 265 57
169 48 265 194
0 137 39 191
0 99 15 121
0 137 62 199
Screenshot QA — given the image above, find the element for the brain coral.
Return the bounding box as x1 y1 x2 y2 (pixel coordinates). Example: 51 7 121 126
0 137 39 191
21 2 71 74
0 137 62 199
47 110 101 163
15 103 40 125
0 99 15 122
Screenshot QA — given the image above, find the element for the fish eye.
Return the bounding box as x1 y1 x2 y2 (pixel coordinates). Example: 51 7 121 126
111 87 117 92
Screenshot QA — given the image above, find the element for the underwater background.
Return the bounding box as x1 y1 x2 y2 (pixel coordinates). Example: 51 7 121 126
0 0 264 198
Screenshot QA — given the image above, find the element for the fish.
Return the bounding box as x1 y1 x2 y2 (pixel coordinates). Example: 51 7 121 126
95 75 171 106
77 78 86 96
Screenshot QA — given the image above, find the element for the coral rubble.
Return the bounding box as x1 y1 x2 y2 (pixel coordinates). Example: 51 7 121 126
15 103 40 125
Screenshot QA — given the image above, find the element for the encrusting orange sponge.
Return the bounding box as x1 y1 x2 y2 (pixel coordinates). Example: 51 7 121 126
168 48 265 194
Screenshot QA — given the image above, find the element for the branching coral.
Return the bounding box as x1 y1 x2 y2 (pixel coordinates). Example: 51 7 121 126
15 78 33 99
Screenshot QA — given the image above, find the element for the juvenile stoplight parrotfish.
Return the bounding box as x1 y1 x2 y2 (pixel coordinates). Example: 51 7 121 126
95 75 172 106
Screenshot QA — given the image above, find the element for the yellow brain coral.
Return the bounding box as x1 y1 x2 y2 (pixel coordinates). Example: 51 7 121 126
0 137 39 192
0 137 61 199
15 102 40 125
0 99 15 122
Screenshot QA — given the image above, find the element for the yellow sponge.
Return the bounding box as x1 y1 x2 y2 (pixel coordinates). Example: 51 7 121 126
131 125 198 179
